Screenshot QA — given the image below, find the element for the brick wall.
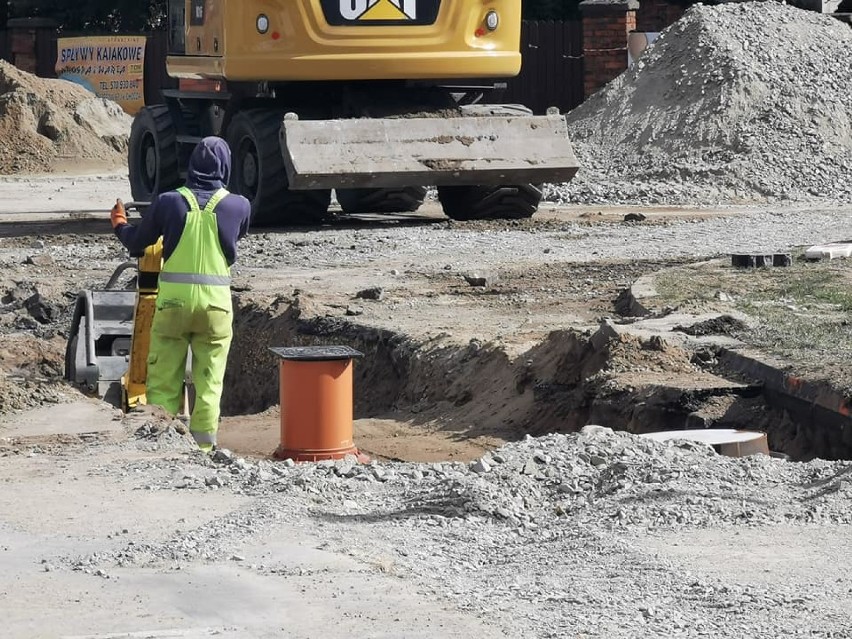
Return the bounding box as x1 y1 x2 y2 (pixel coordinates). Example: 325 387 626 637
580 0 638 99
5 18 56 75
636 0 685 33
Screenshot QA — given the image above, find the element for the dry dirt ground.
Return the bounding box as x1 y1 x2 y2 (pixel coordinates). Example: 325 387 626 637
2 172 852 637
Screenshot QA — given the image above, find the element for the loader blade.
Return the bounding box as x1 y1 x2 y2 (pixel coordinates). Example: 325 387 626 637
280 114 579 190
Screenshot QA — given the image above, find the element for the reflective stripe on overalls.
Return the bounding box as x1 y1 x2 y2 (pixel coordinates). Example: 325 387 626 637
146 186 233 451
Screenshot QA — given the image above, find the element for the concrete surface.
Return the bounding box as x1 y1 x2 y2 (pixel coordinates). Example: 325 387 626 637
0 412 504 639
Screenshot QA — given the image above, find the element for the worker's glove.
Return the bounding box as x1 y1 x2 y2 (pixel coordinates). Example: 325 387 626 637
110 199 127 229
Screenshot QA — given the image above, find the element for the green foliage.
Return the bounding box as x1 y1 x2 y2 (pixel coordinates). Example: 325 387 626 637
523 0 581 20
8 0 167 32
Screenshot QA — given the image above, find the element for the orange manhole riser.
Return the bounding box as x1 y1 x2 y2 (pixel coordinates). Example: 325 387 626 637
276 358 356 461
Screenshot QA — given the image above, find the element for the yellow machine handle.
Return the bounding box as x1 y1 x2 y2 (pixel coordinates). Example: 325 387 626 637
122 238 163 411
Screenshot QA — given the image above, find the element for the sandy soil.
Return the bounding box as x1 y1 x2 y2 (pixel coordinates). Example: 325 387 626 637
219 410 504 463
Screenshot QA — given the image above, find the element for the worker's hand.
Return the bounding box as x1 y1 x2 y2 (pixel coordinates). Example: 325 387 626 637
110 199 127 229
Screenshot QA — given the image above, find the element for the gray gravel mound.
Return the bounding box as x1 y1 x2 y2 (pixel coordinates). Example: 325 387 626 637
70 425 852 636
552 2 852 206
82 425 852 567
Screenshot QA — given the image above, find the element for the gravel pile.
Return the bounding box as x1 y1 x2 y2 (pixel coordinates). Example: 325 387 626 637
78 425 852 565
0 373 71 413
123 405 197 452
265 426 852 529
551 2 852 206
66 424 852 636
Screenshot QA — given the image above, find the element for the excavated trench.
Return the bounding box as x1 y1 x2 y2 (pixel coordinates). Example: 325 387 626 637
220 294 852 463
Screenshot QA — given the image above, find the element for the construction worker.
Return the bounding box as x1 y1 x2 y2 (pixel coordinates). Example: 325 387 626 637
110 137 251 451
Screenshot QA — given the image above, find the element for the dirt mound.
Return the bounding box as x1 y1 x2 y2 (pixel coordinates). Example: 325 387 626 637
123 405 196 452
553 2 852 205
675 314 749 337
0 61 131 175
0 333 71 413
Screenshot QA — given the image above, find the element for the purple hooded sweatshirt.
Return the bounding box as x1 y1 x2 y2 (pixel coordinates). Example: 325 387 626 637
115 137 251 265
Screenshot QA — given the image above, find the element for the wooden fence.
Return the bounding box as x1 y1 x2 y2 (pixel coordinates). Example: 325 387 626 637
0 20 584 114
507 21 584 114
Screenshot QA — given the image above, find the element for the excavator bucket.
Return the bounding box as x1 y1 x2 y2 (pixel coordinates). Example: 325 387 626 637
280 112 579 190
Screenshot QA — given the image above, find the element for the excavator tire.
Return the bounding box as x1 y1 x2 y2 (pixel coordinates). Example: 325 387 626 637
437 184 543 221
128 105 181 205
335 186 427 215
226 109 331 226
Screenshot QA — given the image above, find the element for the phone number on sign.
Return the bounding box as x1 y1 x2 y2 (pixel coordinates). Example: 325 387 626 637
101 79 141 90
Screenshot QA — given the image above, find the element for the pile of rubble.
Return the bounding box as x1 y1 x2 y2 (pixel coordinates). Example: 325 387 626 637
67 423 852 636
552 2 852 205
0 60 131 174
88 424 852 559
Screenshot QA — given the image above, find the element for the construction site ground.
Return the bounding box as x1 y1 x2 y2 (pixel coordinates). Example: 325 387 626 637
3 172 852 638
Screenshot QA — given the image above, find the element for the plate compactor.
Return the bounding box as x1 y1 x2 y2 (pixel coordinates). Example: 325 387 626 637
64 203 191 412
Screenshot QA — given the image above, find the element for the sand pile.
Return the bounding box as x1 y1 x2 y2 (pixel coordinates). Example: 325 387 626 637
0 60 131 175
551 3 852 205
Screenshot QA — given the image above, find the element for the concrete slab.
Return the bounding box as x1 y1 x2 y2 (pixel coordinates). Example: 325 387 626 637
0 442 504 639
804 242 852 260
594 316 745 351
641 428 770 457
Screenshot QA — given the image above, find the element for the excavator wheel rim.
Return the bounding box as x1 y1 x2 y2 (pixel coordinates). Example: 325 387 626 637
242 150 258 191
232 133 260 200
142 134 157 189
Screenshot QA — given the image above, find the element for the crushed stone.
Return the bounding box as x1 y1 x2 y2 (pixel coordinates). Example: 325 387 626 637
551 3 852 206
121 405 197 453
66 424 852 637
78 425 852 567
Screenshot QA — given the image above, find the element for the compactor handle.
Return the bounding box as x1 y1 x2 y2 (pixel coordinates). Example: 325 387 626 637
124 202 151 257
124 201 151 212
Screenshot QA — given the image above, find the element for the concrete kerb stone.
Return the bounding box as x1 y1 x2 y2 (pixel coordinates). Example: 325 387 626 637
579 0 640 13
621 258 728 318
731 253 794 268
804 242 852 261
464 271 499 287
620 261 852 425
620 272 658 317
594 315 745 353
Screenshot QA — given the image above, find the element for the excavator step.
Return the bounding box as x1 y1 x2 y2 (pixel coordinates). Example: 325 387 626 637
280 113 579 190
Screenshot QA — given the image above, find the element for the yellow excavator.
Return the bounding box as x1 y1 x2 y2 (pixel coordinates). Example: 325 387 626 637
128 0 579 225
